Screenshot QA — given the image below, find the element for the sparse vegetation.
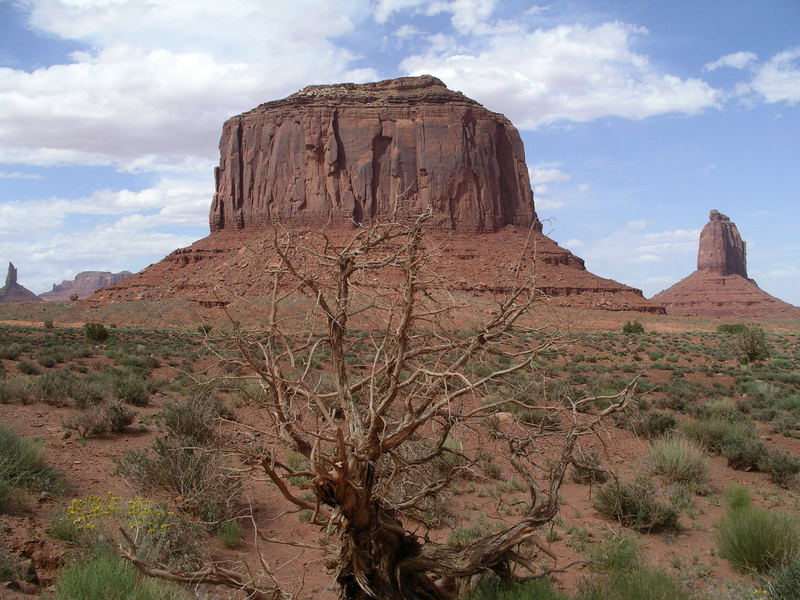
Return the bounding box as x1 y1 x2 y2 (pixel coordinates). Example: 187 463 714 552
0 423 63 510
593 477 679 532
644 436 708 487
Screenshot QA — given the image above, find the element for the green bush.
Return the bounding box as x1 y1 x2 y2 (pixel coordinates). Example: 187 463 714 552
644 437 708 487
216 519 242 548
84 322 110 342
715 506 800 572
0 550 19 582
593 477 679 532
16 360 40 375
623 321 645 334
0 423 63 508
680 417 755 454
52 549 192 600
576 567 690 600
723 483 751 511
588 532 640 573
734 325 771 364
760 450 800 487
635 410 676 439
156 395 230 444
463 577 568 600
0 343 22 360
768 556 800 600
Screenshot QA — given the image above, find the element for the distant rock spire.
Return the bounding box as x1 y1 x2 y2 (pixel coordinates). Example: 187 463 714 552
5 262 17 287
697 209 747 277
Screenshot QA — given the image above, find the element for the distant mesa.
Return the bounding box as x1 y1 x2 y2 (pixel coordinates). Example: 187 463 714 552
96 75 664 314
40 270 132 302
652 210 800 318
0 262 43 303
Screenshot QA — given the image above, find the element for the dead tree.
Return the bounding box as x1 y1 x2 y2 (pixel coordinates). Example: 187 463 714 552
126 211 634 599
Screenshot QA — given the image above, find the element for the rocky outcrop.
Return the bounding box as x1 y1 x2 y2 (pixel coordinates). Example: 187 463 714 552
0 262 43 303
40 271 132 302
209 75 536 234
97 76 664 314
697 210 748 277
652 210 800 318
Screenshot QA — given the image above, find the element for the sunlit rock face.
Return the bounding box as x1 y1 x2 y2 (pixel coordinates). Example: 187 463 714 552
209 75 537 234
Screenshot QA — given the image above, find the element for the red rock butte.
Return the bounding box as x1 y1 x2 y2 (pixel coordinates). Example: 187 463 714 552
40 270 132 302
0 262 43 303
96 76 664 314
652 210 800 318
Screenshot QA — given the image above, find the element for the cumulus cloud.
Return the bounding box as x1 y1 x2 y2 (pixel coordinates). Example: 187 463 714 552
1 0 376 170
704 51 757 71
750 47 800 104
375 0 497 34
402 22 719 129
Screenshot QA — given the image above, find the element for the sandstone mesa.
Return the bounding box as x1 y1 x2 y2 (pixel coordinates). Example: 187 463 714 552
652 210 800 318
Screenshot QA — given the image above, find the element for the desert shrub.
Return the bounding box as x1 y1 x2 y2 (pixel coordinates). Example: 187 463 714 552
734 325 771 364
691 399 749 424
768 556 800 600
43 319 54 329
52 549 192 600
216 519 241 548
718 323 748 334
760 450 800 487
623 320 645 335
0 377 33 404
644 436 708 487
680 417 757 458
29 369 75 405
84 322 110 342
0 423 63 507
654 377 700 411
724 484 751 511
106 402 136 433
571 449 608 484
635 410 676 439
0 343 22 360
715 506 800 572
588 532 640 573
576 567 690 600
64 407 111 438
448 516 493 548
0 549 19 582
112 371 150 406
463 577 567 600
47 508 83 543
156 395 230 444
775 394 800 411
115 439 240 524
593 477 679 532
16 359 40 375
771 413 800 438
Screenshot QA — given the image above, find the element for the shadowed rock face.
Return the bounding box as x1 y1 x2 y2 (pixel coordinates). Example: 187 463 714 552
697 209 747 277
653 211 800 318
209 75 537 234
0 262 43 303
40 270 132 301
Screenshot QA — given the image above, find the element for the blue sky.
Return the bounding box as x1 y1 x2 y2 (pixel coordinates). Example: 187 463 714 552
1 0 798 305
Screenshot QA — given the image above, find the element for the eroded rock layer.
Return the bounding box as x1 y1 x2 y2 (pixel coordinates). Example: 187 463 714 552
653 210 800 318
209 76 536 234
98 76 664 314
93 228 663 313
0 262 43 303
40 271 132 301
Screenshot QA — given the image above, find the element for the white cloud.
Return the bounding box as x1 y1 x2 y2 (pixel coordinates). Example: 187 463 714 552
536 198 563 210
577 183 590 193
375 0 497 34
0 170 42 179
704 51 757 71
529 166 570 185
393 24 423 39
750 47 800 104
402 22 719 129
1 0 376 170
563 237 583 248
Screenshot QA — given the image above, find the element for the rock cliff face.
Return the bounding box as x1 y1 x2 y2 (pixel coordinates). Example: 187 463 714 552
697 210 748 277
40 271 132 302
98 76 664 314
209 75 536 234
0 262 43 303
653 210 800 318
